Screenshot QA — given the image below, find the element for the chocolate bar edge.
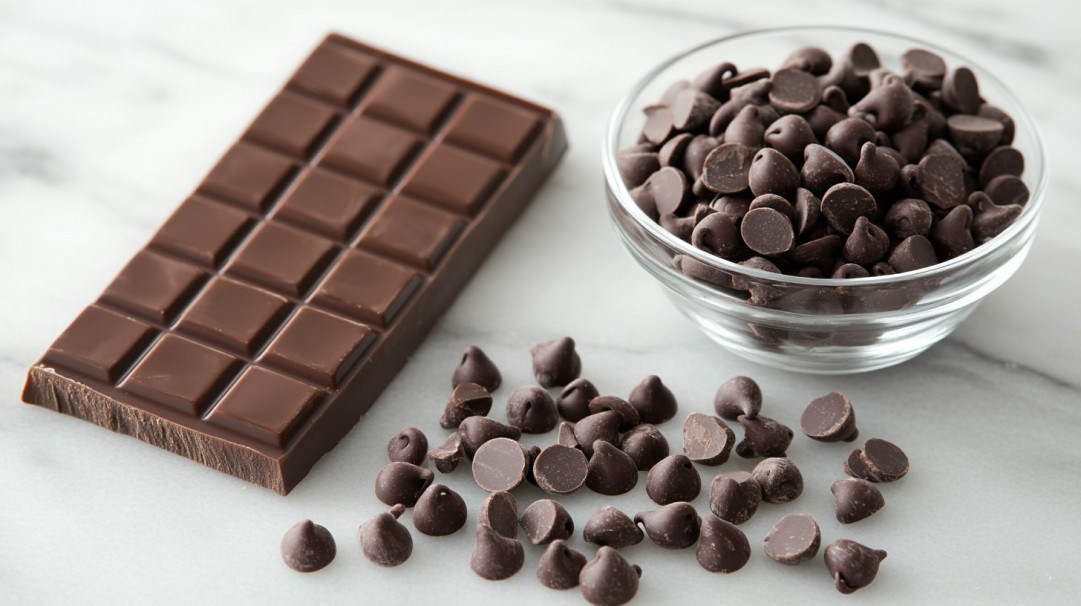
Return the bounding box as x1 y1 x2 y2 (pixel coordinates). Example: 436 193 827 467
21 35 568 495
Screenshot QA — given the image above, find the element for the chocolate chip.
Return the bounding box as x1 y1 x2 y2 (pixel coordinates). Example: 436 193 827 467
534 444 589 495
635 501 701 549
683 135 720 181
769 67 822 114
579 546 642 606
833 263 870 279
883 198 933 239
978 146 1024 187
751 457 803 504
439 382 493 429
586 440 639 496
749 147 800 198
557 422 579 448
505 385 558 434
978 104 1015 144
628 184 657 219
822 84 850 113
805 104 846 140
472 437 528 493
519 499 574 546
693 62 738 100
801 144 854 195
860 438 910 482
427 432 464 473
831 478 885 524
626 374 678 424
358 505 411 568
658 132 692 168
641 105 674 146
741 207 795 256
621 423 670 471
556 378 600 422
844 447 876 482
821 183 876 235
458 416 521 459
854 142 900 192
374 461 435 507
843 215 890 265
697 515 752 573
470 523 524 581
984 174 1030 206
888 235 938 272
479 491 518 539
588 396 641 431
782 46 832 75
947 114 1004 159
645 454 701 505
413 483 467 536
917 150 968 209
849 78 913 131
709 470 762 525
452 345 502 392
574 411 622 458
801 391 859 442
644 166 692 216
583 506 644 549
824 540 888 594
762 115 816 164
787 234 843 273
763 514 820 565
791 188 820 236
713 376 762 420
736 414 794 458
672 88 722 132
537 539 587 590
281 519 336 572
530 336 581 388
387 427 428 465
970 191 1023 242
902 48 946 87
702 142 756 194
941 66 981 114
825 117 876 166
616 151 660 190
525 444 542 486
683 412 736 465
691 211 744 258
930 204 974 260
724 105 766 148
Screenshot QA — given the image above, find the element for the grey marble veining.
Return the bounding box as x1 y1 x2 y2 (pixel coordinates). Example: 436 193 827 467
1 0 1079 603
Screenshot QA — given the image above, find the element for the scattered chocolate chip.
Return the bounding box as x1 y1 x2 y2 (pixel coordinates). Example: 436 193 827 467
854 142 900 192
801 144 855 196
702 142 756 194
683 412 736 465
831 478 885 524
824 539 888 594
941 66 980 114
850 78 913 131
902 48 946 88
805 104 846 140
556 378 600 422
645 166 692 216
452 345 502 392
736 414 794 458
783 46 832 75
917 152 966 208
844 447 875 482
635 501 701 549
583 506 645 549
579 546 642 606
984 174 1030 207
505 385 558 433
752 457 804 504
930 204 974 260
470 523 525 581
472 437 528 493
763 514 821 565
557 422 579 448
801 391 859 442
658 132 693 168
479 491 518 539
860 438 910 482
525 444 542 486
616 150 660 190
537 539 587 590
691 211 744 258
713 376 762 420
530 336 582 388
586 440 639 496
741 207 795 255
821 183 877 235
534 444 589 495
374 461 435 507
978 146 1024 187
843 216 891 265
641 105 674 146
883 198 933 239
627 375 678 424
763 115 817 164
387 427 428 465
574 411 622 458
645 454 701 505
358 504 411 567
683 135 720 181
671 88 722 132
281 520 336 572
770 67 822 114
725 105 767 147
440 382 493 429
970 191 1023 242
620 423 670 471
588 396 641 431
458 416 522 459
413 483 467 536
978 104 1015 144
427 432 464 473
825 117 876 166
697 515 752 573
710 470 762 525
947 114 1004 159
887 235 938 273
520 499 575 545
693 62 738 99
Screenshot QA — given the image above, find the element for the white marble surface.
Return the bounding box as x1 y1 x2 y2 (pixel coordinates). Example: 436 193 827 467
2 0 1080 603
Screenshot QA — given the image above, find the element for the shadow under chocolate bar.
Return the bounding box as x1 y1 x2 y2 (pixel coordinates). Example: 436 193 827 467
22 33 567 495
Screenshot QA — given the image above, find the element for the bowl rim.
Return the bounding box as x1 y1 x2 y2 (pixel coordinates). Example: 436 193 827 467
602 25 1049 288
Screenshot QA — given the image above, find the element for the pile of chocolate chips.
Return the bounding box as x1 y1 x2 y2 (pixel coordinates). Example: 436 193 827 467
617 42 1029 292
282 340 911 603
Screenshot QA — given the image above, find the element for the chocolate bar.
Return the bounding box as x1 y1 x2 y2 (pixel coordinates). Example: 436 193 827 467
22 34 567 494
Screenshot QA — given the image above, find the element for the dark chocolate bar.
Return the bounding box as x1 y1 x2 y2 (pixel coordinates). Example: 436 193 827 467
22 34 566 494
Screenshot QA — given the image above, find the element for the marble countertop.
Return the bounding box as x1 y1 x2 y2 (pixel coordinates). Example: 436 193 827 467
2 0 1079 603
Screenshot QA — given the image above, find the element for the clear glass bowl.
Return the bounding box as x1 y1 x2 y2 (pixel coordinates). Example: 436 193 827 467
603 26 1047 374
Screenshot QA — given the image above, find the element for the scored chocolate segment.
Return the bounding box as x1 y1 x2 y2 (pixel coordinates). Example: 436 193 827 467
23 33 566 494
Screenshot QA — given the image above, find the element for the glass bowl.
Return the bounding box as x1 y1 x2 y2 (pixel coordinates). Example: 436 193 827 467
603 26 1047 374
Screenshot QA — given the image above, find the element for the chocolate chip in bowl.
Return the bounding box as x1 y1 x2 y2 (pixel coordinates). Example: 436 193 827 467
604 26 1047 373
